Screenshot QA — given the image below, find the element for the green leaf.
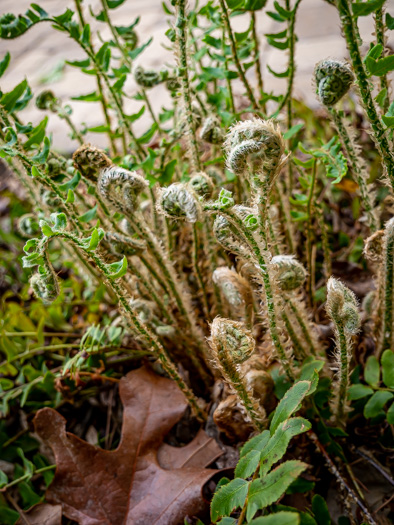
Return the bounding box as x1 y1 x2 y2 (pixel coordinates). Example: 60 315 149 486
51 212 67 231
352 0 385 17
246 461 308 522
107 0 127 7
267 65 290 78
386 13 394 30
0 470 8 488
348 384 374 400
270 380 312 434
59 171 81 191
249 512 300 525
283 124 304 140
128 37 153 60
381 349 394 388
375 87 388 109
236 431 270 479
366 54 394 77
387 401 394 424
71 91 102 102
363 390 393 419
260 418 311 476
106 256 128 279
0 52 11 77
88 228 104 251
312 494 331 525
39 220 54 237
211 478 249 522
81 23 91 45
382 101 394 127
125 105 146 123
79 204 98 223
364 355 380 387
138 123 158 144
24 116 48 149
32 135 50 164
0 79 29 112
66 189 75 203
66 57 91 68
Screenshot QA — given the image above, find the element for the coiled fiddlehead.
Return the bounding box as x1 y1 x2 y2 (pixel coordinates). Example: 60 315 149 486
36 90 58 111
200 116 224 145
73 144 112 183
224 118 284 177
326 277 360 424
272 255 307 291
314 60 354 106
134 66 161 88
209 317 265 430
188 172 214 198
157 183 200 223
97 166 148 215
17 214 40 238
212 267 254 326
30 254 60 304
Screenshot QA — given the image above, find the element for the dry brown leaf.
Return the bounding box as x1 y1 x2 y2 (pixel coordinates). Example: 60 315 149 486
16 503 62 525
34 367 222 525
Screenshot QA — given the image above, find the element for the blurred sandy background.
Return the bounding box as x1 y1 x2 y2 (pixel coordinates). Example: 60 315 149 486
1 0 393 151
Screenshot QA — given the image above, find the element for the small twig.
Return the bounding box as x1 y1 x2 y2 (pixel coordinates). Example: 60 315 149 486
309 432 378 525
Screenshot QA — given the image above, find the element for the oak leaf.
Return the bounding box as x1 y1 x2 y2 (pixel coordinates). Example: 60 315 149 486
34 367 222 525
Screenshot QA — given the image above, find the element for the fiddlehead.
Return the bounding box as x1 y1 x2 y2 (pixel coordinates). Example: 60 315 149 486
200 116 225 145
157 183 200 223
73 144 112 183
97 166 148 215
326 277 360 424
209 317 266 430
314 60 354 106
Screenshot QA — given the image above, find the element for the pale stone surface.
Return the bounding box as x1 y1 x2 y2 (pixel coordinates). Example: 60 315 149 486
1 0 393 152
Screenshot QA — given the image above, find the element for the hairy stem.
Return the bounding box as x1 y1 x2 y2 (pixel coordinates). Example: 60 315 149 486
335 0 394 191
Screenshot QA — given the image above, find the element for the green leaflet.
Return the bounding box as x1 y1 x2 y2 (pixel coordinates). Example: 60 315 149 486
381 350 394 388
249 512 300 525
211 478 249 522
363 390 393 419
311 494 331 525
364 355 380 388
260 417 311 476
246 461 308 521
348 384 374 400
235 431 270 478
270 380 311 434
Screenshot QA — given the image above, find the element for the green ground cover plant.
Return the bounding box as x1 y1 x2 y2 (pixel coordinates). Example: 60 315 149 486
0 0 393 523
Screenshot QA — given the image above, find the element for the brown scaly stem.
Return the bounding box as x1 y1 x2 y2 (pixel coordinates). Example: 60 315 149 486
335 0 394 192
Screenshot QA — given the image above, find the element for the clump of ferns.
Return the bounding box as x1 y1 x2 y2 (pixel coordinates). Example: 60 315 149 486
96 165 213 389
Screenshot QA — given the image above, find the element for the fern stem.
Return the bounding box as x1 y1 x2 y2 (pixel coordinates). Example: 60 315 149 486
335 0 394 192
329 107 378 231
218 0 259 111
375 7 389 113
174 0 201 171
